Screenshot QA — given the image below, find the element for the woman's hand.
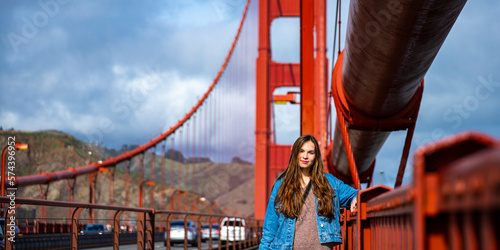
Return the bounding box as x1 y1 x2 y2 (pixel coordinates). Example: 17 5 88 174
350 196 358 212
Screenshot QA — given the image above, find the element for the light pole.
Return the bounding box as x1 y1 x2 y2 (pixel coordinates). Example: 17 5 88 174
88 150 93 223
170 189 184 211
87 151 92 164
139 180 155 208
2 142 29 197
198 196 207 213
193 196 207 212
1 142 28 217
210 202 220 224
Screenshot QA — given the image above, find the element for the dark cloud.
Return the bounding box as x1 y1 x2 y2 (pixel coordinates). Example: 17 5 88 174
0 0 252 148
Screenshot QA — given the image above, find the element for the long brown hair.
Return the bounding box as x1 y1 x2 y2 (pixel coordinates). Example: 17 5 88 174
274 134 334 218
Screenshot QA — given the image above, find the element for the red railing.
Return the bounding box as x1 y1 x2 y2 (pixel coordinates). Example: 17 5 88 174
334 132 500 250
0 197 263 250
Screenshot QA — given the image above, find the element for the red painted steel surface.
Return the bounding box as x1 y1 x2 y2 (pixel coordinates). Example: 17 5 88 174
330 50 424 188
255 0 328 219
330 0 467 184
268 143 292 187
339 132 500 250
314 0 329 164
343 0 467 116
254 0 272 220
300 0 315 135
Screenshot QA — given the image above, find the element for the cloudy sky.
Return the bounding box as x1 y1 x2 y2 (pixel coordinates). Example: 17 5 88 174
1 0 499 186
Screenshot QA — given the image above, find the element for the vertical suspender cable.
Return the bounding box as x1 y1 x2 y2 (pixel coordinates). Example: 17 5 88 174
196 105 201 197
226 56 230 164
186 120 190 192
196 113 199 195
170 134 175 190
150 148 155 208
211 94 214 197
209 94 212 198
203 104 207 199
193 114 196 194
179 128 183 190
337 0 342 56
217 83 220 168
124 160 129 222
161 143 166 211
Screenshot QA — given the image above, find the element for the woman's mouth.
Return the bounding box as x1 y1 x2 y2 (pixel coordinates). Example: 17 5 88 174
300 160 308 164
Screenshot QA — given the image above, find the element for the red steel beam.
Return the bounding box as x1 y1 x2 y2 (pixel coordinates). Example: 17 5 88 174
254 0 271 220
269 62 300 89
347 132 500 250
314 0 329 163
255 0 328 219
300 0 315 135
330 0 467 182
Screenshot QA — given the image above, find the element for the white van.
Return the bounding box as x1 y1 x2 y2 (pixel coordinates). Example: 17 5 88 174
219 217 246 242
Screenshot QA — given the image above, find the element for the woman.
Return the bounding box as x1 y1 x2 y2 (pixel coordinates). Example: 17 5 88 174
259 134 359 249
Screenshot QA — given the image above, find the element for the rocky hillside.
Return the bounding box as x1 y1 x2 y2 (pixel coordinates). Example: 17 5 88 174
0 130 255 222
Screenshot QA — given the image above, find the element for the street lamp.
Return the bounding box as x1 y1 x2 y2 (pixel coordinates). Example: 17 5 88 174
139 180 155 208
2 142 29 197
197 197 207 213
87 151 92 164
211 202 220 214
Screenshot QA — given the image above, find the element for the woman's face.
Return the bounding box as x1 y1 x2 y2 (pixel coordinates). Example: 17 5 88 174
297 141 316 170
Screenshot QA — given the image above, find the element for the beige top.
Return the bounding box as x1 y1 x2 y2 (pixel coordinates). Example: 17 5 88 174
293 186 337 250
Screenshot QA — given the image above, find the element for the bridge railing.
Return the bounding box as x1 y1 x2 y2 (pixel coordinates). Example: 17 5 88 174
0 197 263 250
335 132 500 250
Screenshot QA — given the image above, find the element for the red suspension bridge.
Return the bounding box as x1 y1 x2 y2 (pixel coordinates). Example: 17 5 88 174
1 0 499 249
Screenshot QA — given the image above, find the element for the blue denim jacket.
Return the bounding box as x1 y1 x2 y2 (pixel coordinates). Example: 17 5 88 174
259 173 359 250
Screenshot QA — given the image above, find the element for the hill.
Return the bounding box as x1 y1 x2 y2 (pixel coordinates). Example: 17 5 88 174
0 130 255 221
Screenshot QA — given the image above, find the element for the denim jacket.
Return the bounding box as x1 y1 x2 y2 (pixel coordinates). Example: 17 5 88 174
259 173 359 250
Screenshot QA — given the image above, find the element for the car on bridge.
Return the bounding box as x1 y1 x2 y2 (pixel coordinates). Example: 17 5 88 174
201 224 219 241
0 218 20 249
164 220 199 247
80 223 110 235
219 217 246 242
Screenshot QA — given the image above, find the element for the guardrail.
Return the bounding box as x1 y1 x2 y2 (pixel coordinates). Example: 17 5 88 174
0 197 263 250
333 132 500 250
